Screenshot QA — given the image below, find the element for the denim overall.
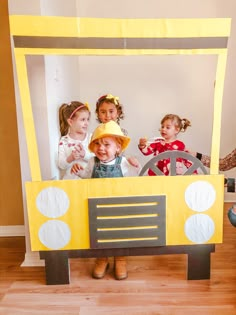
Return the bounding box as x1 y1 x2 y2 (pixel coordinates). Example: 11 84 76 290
91 156 123 178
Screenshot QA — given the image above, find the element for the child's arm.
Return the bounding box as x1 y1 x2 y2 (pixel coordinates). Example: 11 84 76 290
67 147 84 164
72 142 95 162
73 143 86 159
58 137 85 169
127 156 141 168
138 137 161 156
121 156 142 176
70 157 94 178
58 141 72 170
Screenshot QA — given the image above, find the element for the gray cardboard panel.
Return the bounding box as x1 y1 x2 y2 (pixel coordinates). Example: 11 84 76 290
89 195 166 249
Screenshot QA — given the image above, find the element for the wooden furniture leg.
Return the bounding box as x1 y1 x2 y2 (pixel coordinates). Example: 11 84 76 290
187 244 215 280
40 251 69 285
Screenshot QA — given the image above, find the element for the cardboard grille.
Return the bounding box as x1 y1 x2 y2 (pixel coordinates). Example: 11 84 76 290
88 195 166 249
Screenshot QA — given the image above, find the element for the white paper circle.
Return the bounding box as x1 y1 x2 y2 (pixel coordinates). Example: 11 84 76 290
184 214 215 243
36 187 69 218
38 220 71 249
185 181 216 212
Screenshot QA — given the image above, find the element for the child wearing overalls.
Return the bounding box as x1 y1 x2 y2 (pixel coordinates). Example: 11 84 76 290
71 120 141 280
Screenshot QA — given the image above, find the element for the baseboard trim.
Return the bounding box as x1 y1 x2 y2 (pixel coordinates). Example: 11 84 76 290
21 251 45 267
224 192 236 203
0 225 25 236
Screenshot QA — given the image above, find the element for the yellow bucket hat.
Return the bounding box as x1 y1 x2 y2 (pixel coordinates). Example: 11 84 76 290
89 121 130 152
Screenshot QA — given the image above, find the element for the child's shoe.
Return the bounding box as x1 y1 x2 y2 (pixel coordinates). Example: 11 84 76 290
114 256 128 280
228 205 236 227
92 257 109 279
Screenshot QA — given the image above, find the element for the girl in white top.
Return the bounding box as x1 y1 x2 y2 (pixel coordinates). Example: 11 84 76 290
58 101 94 179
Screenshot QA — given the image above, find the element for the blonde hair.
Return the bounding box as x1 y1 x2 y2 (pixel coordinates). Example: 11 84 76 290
59 101 90 136
95 94 125 123
161 114 191 132
90 136 123 155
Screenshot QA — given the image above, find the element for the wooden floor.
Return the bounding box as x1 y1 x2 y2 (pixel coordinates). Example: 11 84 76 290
0 203 235 315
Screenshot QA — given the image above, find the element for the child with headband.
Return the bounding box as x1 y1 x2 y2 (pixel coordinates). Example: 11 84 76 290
58 101 94 179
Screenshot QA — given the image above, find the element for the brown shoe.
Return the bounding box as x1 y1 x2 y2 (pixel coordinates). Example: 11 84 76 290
114 256 128 280
92 258 109 279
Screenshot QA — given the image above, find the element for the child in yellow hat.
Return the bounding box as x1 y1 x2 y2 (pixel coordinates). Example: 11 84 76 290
71 120 141 280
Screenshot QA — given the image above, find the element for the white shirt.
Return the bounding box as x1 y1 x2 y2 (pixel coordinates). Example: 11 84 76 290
57 133 94 179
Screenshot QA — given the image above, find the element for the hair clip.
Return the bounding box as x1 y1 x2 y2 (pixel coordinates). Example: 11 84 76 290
105 94 119 105
84 102 90 111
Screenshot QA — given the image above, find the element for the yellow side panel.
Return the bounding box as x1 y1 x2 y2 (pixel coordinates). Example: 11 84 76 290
26 175 224 251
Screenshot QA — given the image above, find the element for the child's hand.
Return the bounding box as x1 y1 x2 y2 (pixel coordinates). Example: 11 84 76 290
71 150 80 161
68 144 85 162
74 143 85 159
139 137 147 149
71 163 84 174
127 156 140 168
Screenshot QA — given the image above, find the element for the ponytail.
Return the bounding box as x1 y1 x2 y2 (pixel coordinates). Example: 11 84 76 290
181 118 191 132
59 103 69 136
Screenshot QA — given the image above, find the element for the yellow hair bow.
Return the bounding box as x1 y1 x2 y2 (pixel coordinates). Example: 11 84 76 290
84 102 90 111
106 94 119 105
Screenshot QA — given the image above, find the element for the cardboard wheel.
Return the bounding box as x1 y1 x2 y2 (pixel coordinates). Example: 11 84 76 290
139 150 207 176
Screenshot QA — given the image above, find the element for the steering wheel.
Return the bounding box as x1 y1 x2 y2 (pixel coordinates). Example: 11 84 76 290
139 150 207 176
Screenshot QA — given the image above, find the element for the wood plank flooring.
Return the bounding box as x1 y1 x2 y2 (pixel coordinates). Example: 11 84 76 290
0 203 235 315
